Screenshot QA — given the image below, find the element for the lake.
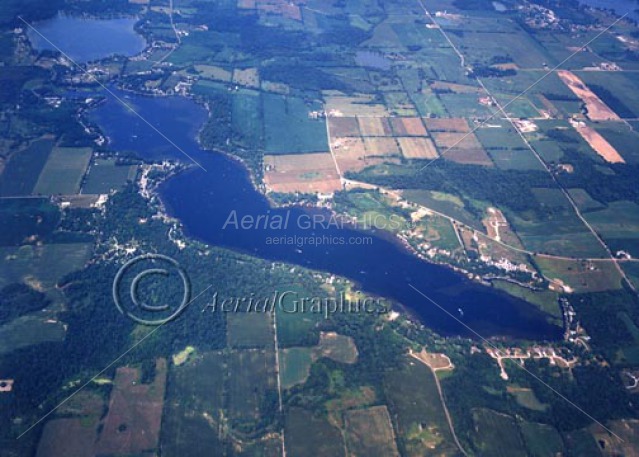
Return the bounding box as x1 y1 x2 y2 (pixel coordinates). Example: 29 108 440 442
27 14 146 63
88 89 562 340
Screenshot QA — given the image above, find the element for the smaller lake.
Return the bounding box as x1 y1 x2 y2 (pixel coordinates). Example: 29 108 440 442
27 14 146 63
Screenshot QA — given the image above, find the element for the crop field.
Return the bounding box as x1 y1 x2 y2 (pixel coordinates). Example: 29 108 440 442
557 70 619 121
324 92 389 117
410 89 448 117
573 123 625 164
519 422 564 457
95 359 167 455
162 351 226 456
579 71 639 119
397 137 438 159
425 118 471 133
344 406 399 457
0 139 53 196
227 348 277 427
33 146 92 195
36 417 99 457
263 94 328 153
280 347 313 389
535 257 623 293
82 158 137 194
567 188 606 212
263 153 341 193
390 117 428 136
432 131 493 166
592 121 639 164
227 312 274 348
363 137 400 156
328 116 360 137
563 429 603 456
357 116 392 137
275 284 322 347
0 243 92 290
508 209 609 258
583 201 639 257
471 408 528 457
284 407 344 457
331 137 372 172
493 94 541 118
383 92 418 116
438 93 495 118
384 357 459 456
194 64 232 81
232 90 263 149
0 309 67 356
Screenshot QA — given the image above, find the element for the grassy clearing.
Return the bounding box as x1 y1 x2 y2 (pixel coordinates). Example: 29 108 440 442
33 147 92 195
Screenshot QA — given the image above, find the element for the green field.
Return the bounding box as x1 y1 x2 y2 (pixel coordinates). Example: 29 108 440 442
583 201 639 257
0 313 66 355
471 408 527 457
82 158 137 194
226 312 274 349
280 347 313 389
519 421 564 457
284 407 345 457
161 351 226 456
402 189 481 229
275 284 322 347
384 357 459 456
0 139 53 196
232 89 263 150
263 94 328 154
33 147 92 195
227 349 277 430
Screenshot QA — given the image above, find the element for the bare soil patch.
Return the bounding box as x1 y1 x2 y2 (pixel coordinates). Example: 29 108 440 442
557 70 620 121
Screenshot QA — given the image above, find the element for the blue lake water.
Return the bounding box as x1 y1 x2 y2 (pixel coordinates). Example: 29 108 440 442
88 89 562 340
27 14 146 63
